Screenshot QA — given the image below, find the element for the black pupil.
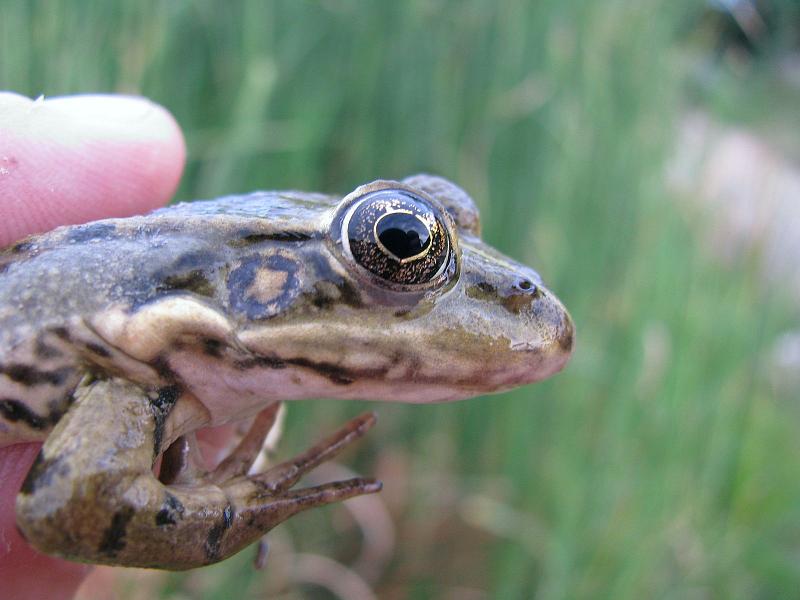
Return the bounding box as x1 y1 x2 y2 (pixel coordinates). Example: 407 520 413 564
376 212 431 260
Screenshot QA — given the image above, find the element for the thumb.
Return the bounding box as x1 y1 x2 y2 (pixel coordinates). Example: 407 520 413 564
0 92 186 246
0 92 186 599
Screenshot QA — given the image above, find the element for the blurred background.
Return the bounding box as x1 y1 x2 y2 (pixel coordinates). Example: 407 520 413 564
3 1 800 598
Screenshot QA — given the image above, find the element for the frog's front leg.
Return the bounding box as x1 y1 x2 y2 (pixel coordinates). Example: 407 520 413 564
15 378 380 570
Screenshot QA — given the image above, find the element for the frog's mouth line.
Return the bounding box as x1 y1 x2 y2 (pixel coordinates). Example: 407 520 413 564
171 340 573 415
83 276 572 410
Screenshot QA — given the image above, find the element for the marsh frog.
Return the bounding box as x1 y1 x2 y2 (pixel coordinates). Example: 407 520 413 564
0 175 573 569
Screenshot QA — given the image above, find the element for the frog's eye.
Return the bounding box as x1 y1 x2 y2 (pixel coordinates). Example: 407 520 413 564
340 189 451 287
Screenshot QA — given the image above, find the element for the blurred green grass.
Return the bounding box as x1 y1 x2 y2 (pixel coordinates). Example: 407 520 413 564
3 1 799 598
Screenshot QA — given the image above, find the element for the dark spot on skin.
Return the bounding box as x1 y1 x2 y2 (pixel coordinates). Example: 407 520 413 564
502 293 535 315
202 338 223 358
205 504 234 562
234 355 286 370
132 251 222 309
51 327 71 341
98 506 135 557
44 396 72 425
0 398 50 429
226 234 268 248
85 342 112 358
560 329 574 353
19 452 70 495
234 353 387 385
300 278 363 312
465 282 497 301
334 279 362 308
35 336 63 360
19 453 45 494
155 493 186 527
285 357 355 385
228 254 301 320
172 250 219 272
67 222 116 243
466 281 539 314
303 253 363 309
151 355 176 380
227 231 317 247
156 270 215 297
150 385 181 457
0 363 71 386
558 316 575 353
306 283 337 310
10 240 33 254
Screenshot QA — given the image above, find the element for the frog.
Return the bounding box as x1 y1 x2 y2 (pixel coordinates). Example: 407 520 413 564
0 174 574 570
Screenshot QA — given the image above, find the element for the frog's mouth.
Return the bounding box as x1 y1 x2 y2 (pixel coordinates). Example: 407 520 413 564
88 277 571 422
222 281 574 403
153 280 572 427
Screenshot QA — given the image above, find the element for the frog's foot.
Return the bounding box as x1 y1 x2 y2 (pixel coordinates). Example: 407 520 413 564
195 410 381 567
242 411 377 492
158 402 283 486
16 379 381 570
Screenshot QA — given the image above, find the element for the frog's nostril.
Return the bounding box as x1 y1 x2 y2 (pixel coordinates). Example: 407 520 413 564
514 278 538 296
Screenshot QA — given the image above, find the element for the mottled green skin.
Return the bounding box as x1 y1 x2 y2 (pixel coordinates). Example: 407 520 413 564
1 175 573 569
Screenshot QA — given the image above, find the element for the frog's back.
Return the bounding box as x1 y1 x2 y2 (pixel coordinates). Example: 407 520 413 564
0 191 338 443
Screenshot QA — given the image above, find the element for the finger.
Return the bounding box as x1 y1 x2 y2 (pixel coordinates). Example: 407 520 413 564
0 92 186 246
0 443 92 600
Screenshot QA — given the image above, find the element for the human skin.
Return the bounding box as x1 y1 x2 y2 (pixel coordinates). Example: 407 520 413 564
0 92 186 600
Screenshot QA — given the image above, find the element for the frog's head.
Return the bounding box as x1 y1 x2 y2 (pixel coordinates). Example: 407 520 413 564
235 174 574 403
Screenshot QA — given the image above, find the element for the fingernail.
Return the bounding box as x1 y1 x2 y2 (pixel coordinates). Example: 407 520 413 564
44 94 160 124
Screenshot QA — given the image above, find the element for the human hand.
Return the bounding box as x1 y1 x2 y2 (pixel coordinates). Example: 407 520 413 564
0 92 185 600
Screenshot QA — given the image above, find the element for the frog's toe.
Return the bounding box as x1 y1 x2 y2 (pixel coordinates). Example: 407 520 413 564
250 411 377 492
255 477 383 515
210 402 282 483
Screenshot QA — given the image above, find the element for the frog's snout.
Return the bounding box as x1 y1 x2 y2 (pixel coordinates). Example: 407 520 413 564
511 282 575 379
